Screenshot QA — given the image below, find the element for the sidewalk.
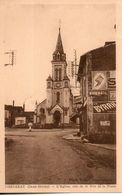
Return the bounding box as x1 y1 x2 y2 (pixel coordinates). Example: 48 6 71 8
87 143 116 151
63 133 116 151
63 133 116 168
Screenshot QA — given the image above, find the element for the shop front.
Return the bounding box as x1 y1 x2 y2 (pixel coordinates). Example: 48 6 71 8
87 70 116 143
92 101 116 143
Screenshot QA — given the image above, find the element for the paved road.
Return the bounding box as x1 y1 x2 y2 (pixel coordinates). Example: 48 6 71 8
5 128 116 184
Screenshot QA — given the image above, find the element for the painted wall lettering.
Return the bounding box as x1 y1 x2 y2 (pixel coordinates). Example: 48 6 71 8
93 102 116 113
108 78 116 88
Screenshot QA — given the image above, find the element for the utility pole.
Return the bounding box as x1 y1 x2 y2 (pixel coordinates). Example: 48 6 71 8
71 49 79 88
74 49 78 87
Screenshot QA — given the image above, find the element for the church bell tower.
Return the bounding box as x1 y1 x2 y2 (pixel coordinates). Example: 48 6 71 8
46 28 72 127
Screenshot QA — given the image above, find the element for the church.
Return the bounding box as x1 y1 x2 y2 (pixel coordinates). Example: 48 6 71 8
34 28 73 128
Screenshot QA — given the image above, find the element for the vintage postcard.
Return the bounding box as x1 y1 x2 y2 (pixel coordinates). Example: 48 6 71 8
0 0 122 193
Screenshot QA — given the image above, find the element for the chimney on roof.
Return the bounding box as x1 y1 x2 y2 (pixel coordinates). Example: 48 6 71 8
13 100 15 107
23 103 25 111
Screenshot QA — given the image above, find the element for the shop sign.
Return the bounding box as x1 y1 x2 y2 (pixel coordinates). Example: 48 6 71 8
100 121 110 126
89 90 108 96
109 91 116 101
92 71 107 90
108 78 116 89
93 101 116 113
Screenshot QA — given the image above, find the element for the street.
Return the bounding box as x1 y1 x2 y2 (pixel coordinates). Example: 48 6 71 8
5 128 116 184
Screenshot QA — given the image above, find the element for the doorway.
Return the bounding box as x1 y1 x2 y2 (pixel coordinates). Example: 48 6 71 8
53 111 61 128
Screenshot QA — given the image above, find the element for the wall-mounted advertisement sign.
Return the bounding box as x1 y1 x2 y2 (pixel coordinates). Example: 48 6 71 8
109 91 116 101
93 101 116 113
100 121 110 126
89 90 108 101
89 90 108 96
92 71 107 90
108 78 116 89
108 71 116 89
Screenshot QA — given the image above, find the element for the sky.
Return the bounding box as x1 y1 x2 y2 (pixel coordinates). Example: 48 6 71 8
0 2 116 111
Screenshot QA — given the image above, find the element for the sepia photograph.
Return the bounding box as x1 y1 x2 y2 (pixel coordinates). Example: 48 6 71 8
0 0 119 192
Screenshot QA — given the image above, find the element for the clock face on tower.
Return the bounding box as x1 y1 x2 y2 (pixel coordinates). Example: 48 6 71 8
55 82 61 88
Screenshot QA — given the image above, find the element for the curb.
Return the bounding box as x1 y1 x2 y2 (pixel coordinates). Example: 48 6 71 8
63 134 116 151
63 134 81 140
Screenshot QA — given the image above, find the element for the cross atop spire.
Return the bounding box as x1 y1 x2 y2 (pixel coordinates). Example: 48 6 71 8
59 19 61 30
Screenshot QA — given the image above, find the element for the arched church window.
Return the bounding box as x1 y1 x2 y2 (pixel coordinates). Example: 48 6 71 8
59 68 62 81
55 69 58 81
65 81 68 87
40 108 45 114
56 92 60 103
62 53 66 60
47 82 51 88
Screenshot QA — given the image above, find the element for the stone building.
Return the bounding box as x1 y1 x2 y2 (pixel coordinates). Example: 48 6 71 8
78 42 116 143
5 101 34 128
34 100 46 128
5 102 24 127
15 111 34 127
46 28 73 128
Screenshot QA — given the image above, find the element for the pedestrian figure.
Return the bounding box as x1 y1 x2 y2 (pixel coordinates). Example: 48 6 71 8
28 122 33 132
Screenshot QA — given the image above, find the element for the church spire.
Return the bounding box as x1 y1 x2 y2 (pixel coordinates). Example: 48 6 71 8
54 28 64 54
52 27 66 62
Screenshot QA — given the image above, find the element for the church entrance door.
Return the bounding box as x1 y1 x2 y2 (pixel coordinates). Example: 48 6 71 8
53 111 61 128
